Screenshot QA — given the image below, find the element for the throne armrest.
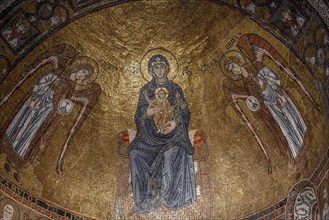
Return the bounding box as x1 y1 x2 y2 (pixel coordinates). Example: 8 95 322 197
117 129 134 158
189 129 208 161
117 129 208 160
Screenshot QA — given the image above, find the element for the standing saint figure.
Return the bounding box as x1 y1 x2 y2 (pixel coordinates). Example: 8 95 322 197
129 54 196 214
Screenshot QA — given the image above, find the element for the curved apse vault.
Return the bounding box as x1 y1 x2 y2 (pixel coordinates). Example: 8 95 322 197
0 0 328 219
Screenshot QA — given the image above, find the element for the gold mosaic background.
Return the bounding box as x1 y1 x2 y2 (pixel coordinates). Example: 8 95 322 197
0 1 328 219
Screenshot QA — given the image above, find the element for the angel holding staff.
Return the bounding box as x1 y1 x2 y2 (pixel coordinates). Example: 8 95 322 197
0 45 101 182
221 34 319 176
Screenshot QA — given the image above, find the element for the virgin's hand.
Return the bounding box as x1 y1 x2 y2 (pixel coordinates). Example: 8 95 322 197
160 121 177 135
146 105 159 116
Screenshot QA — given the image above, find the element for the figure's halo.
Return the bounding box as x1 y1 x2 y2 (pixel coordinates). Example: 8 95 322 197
219 50 248 81
140 48 179 82
65 56 99 87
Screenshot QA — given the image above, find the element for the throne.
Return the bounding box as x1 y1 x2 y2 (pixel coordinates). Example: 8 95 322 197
113 129 212 219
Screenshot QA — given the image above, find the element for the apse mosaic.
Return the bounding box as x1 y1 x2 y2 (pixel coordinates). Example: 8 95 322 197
0 0 328 219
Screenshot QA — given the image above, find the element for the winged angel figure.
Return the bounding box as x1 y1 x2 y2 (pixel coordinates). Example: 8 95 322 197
0 44 101 182
221 34 319 175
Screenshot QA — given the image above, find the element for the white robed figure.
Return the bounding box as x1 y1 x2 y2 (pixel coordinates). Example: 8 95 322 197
257 66 307 158
5 72 59 158
221 34 318 174
0 53 101 183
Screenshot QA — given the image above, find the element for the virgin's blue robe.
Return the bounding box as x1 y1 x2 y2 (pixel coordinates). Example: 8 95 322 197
129 78 196 213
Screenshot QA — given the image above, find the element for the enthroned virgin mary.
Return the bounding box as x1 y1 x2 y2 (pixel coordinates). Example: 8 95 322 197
129 53 196 214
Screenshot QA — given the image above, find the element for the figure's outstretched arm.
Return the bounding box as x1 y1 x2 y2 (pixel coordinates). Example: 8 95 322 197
0 56 58 107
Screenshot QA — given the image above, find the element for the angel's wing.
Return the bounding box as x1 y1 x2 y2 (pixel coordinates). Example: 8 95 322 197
236 34 278 63
237 34 319 111
0 44 77 107
56 83 101 174
222 80 272 174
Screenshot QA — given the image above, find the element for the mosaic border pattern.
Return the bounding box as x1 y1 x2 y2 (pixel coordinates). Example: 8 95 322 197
238 146 329 220
0 174 95 220
308 0 329 26
0 145 326 220
0 8 41 54
239 198 287 220
0 0 22 16
0 0 128 84
0 0 328 219
0 0 326 75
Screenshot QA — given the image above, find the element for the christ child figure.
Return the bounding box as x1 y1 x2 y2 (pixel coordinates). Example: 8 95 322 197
146 87 174 133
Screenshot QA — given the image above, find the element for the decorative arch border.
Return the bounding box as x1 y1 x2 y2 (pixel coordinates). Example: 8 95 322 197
0 0 328 219
285 180 317 220
239 147 329 220
0 148 325 219
0 173 96 219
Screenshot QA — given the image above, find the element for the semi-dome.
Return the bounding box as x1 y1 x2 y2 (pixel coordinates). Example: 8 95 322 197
0 0 328 219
